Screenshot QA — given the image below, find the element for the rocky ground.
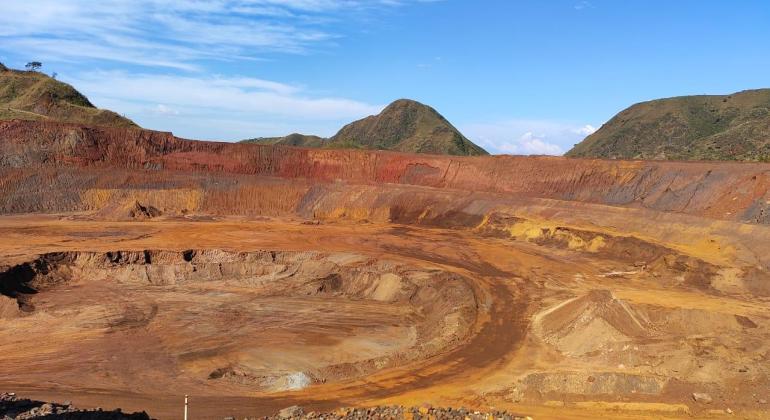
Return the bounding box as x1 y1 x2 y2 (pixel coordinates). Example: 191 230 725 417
253 405 530 420
0 393 151 419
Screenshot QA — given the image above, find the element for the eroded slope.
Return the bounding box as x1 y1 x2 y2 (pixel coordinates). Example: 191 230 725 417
0 249 476 394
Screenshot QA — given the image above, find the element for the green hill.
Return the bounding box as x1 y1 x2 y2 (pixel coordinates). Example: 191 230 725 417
240 133 325 148
240 99 487 156
567 89 770 161
327 99 487 156
0 64 136 128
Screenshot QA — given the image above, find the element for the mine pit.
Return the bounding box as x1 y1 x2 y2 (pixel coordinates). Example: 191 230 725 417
1 118 769 418
0 249 477 394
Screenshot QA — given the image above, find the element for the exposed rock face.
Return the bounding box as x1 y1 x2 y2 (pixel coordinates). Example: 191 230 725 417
567 89 770 161
264 406 528 420
328 99 487 156
127 201 162 219
0 249 476 390
692 392 713 404
0 68 136 127
0 294 20 318
0 118 769 418
0 119 768 225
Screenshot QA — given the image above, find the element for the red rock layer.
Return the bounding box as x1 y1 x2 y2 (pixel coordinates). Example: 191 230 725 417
0 119 768 223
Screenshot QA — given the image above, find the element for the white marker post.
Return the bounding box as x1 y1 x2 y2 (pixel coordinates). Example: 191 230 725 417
184 395 188 420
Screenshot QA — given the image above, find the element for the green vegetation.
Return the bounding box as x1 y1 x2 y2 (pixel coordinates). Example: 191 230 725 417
0 65 136 128
327 99 486 155
240 133 325 148
241 99 488 156
25 61 42 71
566 89 770 161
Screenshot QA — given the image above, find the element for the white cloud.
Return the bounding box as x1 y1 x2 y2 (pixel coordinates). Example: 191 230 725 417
151 104 179 116
461 119 599 156
0 0 425 70
67 71 381 120
574 1 593 10
573 124 597 136
518 132 564 155
64 71 382 140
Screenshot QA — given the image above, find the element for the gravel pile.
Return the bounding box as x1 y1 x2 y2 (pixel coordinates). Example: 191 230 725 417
251 405 530 420
0 393 151 420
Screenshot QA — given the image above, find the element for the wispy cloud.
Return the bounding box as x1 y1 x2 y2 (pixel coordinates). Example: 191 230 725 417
150 104 180 116
0 0 421 70
574 1 594 11
64 71 383 140
461 119 599 156
573 124 597 136
68 71 381 119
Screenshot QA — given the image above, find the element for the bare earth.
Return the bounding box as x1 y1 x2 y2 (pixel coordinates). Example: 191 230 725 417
1 121 769 419
0 213 768 420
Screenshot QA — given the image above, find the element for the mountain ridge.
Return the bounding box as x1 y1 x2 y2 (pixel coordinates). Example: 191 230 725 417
567 88 770 161
327 99 488 156
241 99 488 156
240 133 325 148
0 64 137 128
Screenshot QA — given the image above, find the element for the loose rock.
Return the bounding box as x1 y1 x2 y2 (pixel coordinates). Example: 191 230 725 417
261 405 528 420
692 392 713 404
278 406 304 419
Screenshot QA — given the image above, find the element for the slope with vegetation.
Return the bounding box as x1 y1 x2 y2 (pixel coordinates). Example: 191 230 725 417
242 99 487 156
567 89 770 161
241 133 325 148
327 99 487 155
0 63 136 128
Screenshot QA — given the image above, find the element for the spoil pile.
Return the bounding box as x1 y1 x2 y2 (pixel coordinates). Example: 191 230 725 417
534 289 653 356
258 405 529 420
0 392 151 419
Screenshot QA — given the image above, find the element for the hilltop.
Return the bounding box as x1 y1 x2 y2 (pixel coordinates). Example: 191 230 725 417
0 63 136 128
241 133 325 148
0 66 480 156
241 99 488 156
328 99 487 155
567 89 770 161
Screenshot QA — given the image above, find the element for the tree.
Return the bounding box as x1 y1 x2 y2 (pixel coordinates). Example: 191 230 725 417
25 61 42 71
51 72 58 79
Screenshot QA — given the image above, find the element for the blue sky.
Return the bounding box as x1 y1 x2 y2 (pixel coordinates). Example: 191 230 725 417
1 1 769 154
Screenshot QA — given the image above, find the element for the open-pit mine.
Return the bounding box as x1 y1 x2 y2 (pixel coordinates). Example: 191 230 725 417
1 119 769 419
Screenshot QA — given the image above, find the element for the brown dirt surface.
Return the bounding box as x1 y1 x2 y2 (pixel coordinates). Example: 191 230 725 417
0 120 769 419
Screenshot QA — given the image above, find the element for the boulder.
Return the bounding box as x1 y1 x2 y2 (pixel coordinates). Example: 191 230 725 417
278 405 304 419
692 392 713 404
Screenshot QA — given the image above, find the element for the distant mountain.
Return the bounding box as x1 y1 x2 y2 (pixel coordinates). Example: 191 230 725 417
567 89 770 161
0 64 136 128
240 133 325 148
240 99 488 156
328 99 487 156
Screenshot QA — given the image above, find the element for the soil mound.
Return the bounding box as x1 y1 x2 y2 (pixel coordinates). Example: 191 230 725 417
0 392 150 419
534 289 653 355
263 405 526 420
